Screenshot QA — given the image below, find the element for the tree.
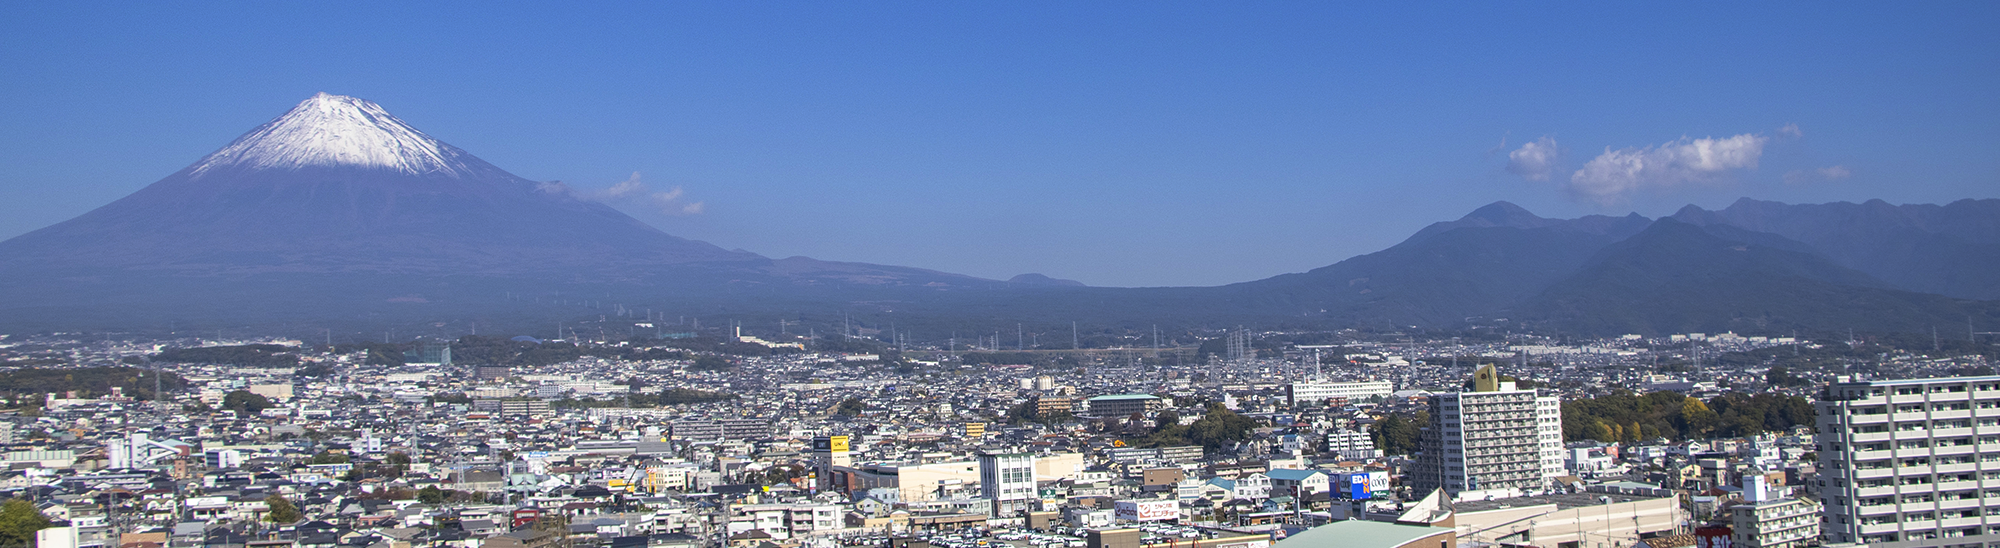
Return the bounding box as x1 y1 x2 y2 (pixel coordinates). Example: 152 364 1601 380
1760 366 1808 388
265 495 302 523
1372 413 1423 456
690 355 733 371
834 398 867 417
0 499 49 548
222 390 273 415
309 450 349 465
1679 398 1719 438
1185 404 1258 450
418 485 446 504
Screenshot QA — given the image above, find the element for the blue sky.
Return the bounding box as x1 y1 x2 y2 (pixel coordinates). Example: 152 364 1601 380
3 3 1995 286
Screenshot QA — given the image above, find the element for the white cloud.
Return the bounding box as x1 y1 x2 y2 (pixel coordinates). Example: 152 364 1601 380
580 172 704 215
1566 133 1769 205
1778 123 1803 138
1506 136 1560 181
1783 165 1852 185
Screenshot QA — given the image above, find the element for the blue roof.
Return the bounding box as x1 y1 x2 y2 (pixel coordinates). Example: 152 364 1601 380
1265 469 1327 481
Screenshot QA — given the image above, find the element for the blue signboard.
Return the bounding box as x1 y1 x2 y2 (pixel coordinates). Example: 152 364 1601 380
1349 475 1370 500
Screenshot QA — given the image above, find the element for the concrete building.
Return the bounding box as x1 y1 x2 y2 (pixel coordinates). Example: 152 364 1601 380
1324 428 1383 460
814 435 851 493
500 400 550 417
1274 520 1451 548
1410 365 1564 497
1287 380 1394 407
1034 395 1075 417
979 453 1037 516
1451 492 1681 548
1816 375 2000 546
1085 394 1166 417
1728 498 1819 548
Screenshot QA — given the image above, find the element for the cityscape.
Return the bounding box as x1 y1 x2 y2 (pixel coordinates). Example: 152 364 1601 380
3 4 1999 548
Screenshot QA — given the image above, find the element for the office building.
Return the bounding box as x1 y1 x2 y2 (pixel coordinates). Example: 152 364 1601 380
500 400 550 417
1287 380 1394 407
980 452 1037 516
1410 364 1564 496
1085 394 1166 417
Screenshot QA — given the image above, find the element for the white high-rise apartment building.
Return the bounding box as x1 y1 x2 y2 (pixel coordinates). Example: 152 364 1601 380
1817 376 2000 546
1411 365 1564 496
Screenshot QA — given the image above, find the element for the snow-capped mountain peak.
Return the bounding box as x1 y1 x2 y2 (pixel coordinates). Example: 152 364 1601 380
190 92 478 177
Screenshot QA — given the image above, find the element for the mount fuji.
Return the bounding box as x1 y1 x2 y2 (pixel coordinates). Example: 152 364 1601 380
3 93 1993 336
0 93 1005 330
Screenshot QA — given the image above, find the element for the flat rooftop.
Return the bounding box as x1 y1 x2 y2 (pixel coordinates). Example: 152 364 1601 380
1454 491 1671 513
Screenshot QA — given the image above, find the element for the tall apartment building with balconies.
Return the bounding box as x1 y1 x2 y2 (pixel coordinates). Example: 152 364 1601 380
1817 376 2000 546
1410 364 1564 496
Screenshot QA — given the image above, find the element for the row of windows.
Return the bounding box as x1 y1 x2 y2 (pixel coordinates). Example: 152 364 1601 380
1844 436 1987 452
1854 488 2000 506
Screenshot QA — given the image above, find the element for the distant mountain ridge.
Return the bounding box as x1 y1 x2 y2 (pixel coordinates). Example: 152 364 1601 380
0 93 1992 336
1669 198 2000 300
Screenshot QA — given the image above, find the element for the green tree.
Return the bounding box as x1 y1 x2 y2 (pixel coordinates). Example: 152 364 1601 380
690 355 733 371
222 390 273 415
1588 420 1615 442
265 495 302 523
418 486 446 505
1185 404 1258 450
1372 413 1424 455
1765 366 1803 388
834 398 867 417
1679 398 1719 438
0 499 50 548
309 450 349 465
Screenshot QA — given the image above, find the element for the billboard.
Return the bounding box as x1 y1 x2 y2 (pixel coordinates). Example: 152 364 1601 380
1333 471 1390 499
812 435 849 453
1115 499 1179 522
1694 527 1731 548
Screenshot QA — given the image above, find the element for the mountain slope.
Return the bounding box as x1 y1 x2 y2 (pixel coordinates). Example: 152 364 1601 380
1197 202 1654 325
0 93 1006 330
1671 198 2000 299
1521 218 1988 335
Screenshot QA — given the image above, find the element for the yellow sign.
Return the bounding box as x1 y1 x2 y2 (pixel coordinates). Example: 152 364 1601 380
828 435 849 452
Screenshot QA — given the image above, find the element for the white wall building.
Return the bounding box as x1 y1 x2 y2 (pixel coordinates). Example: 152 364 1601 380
1287 381 1394 407
1411 365 1564 496
979 452 1037 515
1817 375 2000 546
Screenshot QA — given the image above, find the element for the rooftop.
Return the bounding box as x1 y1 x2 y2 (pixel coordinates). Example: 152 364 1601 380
1454 492 1672 513
1277 520 1449 548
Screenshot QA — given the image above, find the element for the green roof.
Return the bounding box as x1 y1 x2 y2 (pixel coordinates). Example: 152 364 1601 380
1278 521 1450 548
